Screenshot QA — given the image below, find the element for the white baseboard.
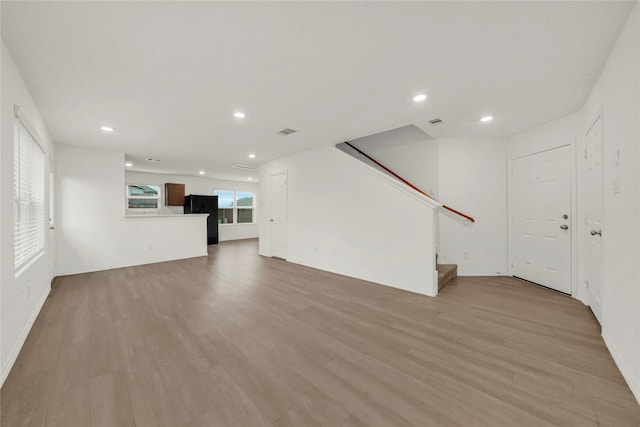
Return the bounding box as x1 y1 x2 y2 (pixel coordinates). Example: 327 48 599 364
288 258 437 297
457 270 509 276
602 328 640 404
56 251 208 276
1 288 49 386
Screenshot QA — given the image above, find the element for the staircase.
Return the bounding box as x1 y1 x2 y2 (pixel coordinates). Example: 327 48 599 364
437 263 457 290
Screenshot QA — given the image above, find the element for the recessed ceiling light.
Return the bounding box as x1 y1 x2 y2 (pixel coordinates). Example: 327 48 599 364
248 153 256 159
199 170 205 175
234 112 246 119
248 177 253 181
480 116 494 122
100 126 114 132
413 94 427 102
125 162 133 167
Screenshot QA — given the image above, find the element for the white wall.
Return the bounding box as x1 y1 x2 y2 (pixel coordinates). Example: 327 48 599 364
126 171 259 242
506 4 640 402
437 138 508 275
1 42 56 385
367 137 440 200
361 135 508 275
259 144 439 296
56 144 208 276
582 4 640 402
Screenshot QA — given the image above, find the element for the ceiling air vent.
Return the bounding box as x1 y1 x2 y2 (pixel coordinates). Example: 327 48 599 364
428 118 443 125
276 128 297 136
232 164 257 171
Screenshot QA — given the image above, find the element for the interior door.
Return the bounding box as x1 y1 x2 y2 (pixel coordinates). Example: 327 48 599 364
511 145 572 294
48 158 56 279
270 171 288 259
585 115 603 323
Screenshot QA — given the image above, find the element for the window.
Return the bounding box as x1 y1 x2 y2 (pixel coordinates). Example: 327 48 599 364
236 191 254 223
14 118 45 272
215 190 234 224
126 184 160 209
214 190 255 224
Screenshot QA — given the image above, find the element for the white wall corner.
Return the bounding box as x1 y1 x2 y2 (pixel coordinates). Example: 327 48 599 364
430 269 439 297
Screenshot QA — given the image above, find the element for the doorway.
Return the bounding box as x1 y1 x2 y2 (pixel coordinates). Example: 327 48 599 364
270 171 288 259
511 145 572 294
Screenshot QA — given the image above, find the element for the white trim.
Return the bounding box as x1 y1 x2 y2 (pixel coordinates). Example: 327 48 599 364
1 287 49 386
457 271 510 276
286 257 437 297
55 252 208 277
602 328 640 404
431 270 439 297
337 147 443 211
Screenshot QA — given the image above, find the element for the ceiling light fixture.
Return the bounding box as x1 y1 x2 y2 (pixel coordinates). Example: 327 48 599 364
413 94 427 102
248 153 256 158
248 177 253 181
480 116 494 122
100 126 114 132
125 162 133 167
234 112 246 119
199 170 205 175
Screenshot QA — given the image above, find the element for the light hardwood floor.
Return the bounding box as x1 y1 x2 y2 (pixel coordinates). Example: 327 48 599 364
2 239 640 426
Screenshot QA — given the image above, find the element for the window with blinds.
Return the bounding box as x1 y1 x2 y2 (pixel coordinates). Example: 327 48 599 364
13 118 45 272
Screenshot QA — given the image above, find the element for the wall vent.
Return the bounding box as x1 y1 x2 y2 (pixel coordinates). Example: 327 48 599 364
277 128 297 136
232 164 257 171
428 118 443 125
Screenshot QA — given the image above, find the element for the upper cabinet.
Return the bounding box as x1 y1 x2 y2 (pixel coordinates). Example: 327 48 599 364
165 183 185 206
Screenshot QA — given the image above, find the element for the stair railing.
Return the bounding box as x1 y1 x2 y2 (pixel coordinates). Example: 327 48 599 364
343 141 475 223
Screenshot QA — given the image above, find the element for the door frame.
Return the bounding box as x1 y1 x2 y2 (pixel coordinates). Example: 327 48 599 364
507 139 578 296
582 108 605 318
269 170 288 260
48 157 56 281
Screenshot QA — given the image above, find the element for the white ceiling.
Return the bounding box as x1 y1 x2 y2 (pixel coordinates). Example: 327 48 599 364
2 1 635 181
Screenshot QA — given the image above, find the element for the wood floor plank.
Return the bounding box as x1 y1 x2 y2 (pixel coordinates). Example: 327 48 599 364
2 239 640 426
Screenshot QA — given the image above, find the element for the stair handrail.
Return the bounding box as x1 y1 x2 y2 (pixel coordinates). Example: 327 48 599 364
343 141 475 223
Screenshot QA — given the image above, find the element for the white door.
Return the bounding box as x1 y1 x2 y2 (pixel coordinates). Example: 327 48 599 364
270 171 288 259
511 145 572 294
48 158 57 280
584 115 604 323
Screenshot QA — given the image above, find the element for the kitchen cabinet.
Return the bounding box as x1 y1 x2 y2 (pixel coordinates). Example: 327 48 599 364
165 183 185 206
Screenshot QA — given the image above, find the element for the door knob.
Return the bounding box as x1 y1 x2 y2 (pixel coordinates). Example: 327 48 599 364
560 224 569 230
591 229 602 236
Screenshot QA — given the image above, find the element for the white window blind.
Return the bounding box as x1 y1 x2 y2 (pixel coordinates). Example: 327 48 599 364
13 117 45 271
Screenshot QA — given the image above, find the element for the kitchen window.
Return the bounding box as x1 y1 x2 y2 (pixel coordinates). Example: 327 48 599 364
214 190 255 224
126 184 160 210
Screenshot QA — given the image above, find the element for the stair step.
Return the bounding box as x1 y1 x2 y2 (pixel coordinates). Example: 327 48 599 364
437 264 457 290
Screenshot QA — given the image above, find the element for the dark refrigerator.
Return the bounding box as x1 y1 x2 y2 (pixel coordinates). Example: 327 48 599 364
184 195 219 245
